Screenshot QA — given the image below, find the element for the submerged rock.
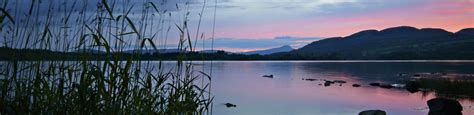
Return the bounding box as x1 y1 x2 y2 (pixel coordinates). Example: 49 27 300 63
427 98 462 115
224 103 237 108
359 110 386 115
352 84 361 87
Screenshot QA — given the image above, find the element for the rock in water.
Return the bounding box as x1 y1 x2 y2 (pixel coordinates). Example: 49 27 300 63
324 82 331 87
359 110 386 115
352 84 361 87
427 98 462 115
224 103 237 108
262 74 273 78
324 81 334 87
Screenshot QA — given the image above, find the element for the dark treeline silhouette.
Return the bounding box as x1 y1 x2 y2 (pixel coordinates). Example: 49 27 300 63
2 26 474 61
0 47 268 60
282 26 474 60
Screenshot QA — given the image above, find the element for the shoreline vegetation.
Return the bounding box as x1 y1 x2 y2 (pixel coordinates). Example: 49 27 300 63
410 78 474 100
2 26 473 61
3 46 474 61
1 0 213 114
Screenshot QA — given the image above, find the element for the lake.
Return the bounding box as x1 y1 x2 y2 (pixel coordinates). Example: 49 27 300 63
2 60 474 114
170 61 474 115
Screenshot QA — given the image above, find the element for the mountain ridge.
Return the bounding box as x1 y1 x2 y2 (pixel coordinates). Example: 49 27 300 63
276 26 474 60
2 26 474 60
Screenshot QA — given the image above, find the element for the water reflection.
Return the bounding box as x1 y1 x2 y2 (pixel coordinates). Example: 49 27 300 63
191 61 474 115
4 61 472 114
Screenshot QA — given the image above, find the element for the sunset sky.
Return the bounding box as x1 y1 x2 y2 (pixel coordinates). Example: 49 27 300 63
212 0 473 37
198 0 473 51
2 0 474 51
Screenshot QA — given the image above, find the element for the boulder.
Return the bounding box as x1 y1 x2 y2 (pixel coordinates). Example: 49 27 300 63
359 110 386 115
427 98 462 115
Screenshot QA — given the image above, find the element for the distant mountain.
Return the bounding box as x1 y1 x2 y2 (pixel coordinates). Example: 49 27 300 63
242 45 294 55
275 26 474 60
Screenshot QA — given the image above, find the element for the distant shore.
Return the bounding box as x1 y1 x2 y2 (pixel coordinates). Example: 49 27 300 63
3 47 474 61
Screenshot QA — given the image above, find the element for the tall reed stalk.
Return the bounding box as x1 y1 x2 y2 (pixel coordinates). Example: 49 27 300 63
0 0 213 114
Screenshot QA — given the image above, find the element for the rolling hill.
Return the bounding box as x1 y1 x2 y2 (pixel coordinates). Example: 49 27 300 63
274 26 474 60
242 45 294 55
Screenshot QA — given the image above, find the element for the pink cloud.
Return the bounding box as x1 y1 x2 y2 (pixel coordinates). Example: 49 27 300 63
215 1 474 38
429 0 474 15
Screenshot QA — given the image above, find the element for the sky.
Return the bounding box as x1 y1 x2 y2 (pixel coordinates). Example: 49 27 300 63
1 0 473 52
197 0 474 51
211 0 474 38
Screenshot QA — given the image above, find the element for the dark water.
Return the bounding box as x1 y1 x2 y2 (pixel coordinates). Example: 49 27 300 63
179 61 474 115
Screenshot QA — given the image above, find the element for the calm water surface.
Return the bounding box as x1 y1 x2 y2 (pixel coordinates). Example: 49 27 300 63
3 60 474 114
177 61 474 115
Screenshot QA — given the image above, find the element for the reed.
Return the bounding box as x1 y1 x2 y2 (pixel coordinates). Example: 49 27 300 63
0 0 213 114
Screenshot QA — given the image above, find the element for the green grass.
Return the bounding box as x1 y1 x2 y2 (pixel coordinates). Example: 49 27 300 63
0 0 214 114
